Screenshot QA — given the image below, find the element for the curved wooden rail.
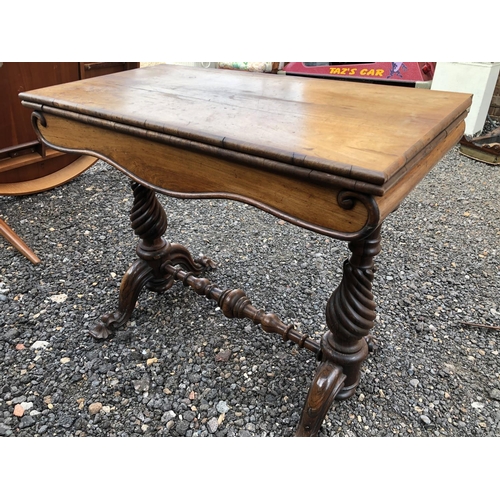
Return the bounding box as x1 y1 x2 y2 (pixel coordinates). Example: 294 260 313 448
0 154 96 196
0 155 97 263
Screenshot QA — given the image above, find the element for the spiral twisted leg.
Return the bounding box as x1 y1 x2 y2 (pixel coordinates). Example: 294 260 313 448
90 181 214 339
325 225 381 399
296 226 381 436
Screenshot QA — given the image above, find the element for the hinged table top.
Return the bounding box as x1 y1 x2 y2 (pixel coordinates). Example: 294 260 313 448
20 64 472 189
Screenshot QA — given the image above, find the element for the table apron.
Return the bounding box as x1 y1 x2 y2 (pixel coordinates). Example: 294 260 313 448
33 111 385 240
31 110 465 239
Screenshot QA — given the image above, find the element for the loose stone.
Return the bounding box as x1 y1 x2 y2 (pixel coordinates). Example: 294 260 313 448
13 404 24 417
89 402 103 415
215 350 232 362
176 420 190 435
19 415 36 428
490 389 500 401
31 341 50 350
20 402 33 411
216 401 229 413
207 417 219 434
0 424 12 436
161 410 176 422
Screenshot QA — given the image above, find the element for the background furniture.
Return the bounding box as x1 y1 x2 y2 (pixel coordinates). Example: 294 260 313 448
0 62 139 263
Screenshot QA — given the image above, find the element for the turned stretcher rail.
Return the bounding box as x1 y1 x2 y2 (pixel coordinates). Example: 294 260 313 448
163 263 322 355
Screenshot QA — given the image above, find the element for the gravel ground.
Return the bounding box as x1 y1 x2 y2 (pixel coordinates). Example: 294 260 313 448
1 141 499 438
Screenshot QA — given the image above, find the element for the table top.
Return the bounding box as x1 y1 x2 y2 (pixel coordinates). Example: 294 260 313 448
19 64 471 189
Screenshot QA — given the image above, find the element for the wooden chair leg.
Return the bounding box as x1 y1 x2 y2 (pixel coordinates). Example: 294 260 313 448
0 218 40 264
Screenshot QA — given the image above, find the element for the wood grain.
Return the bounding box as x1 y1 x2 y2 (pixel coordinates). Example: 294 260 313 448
0 218 40 264
20 64 472 185
37 114 369 235
1 62 79 149
19 64 472 237
377 119 466 220
16 64 474 436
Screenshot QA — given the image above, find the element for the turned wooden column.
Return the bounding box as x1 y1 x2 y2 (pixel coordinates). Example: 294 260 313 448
296 226 381 436
91 181 213 339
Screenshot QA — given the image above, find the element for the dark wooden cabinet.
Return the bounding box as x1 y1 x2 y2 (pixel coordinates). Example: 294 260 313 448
0 62 140 263
1 62 139 166
2 63 79 151
79 62 140 80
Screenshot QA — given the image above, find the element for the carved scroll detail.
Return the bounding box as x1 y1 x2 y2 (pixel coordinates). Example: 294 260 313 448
295 361 346 437
335 189 380 241
31 111 47 130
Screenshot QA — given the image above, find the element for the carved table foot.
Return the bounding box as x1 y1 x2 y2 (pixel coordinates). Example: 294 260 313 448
91 259 154 339
296 226 382 435
90 181 214 340
295 361 346 436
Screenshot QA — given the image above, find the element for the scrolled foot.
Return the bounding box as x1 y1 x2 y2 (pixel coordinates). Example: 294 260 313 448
195 255 217 271
296 361 346 437
90 311 125 340
89 259 154 339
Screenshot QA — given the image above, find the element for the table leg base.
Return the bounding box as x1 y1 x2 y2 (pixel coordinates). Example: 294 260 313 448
90 250 215 340
90 181 216 340
90 182 381 437
295 361 346 437
91 260 154 339
297 226 381 435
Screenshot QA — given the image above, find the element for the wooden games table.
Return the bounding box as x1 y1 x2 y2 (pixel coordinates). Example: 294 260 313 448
19 64 471 436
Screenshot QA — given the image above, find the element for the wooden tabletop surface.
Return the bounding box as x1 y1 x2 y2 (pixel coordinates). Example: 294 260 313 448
19 64 472 187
